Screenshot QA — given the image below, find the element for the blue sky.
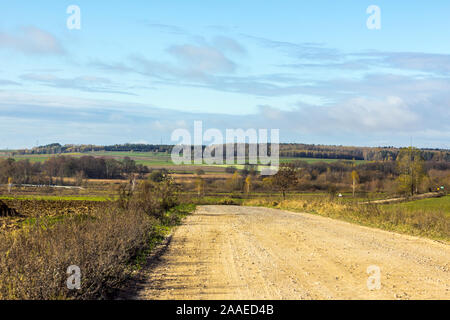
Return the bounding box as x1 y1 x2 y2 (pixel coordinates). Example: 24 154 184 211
1 0 450 149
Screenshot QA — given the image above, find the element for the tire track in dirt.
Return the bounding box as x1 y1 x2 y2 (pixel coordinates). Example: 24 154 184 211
133 205 450 300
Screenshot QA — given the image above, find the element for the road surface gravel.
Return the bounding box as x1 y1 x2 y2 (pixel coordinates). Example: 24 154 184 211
131 205 449 300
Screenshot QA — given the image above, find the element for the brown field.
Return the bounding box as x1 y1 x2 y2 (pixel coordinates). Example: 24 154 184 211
0 199 107 232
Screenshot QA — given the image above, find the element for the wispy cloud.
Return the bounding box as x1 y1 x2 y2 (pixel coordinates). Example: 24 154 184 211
85 32 450 109
90 37 244 83
0 26 64 55
2 71 450 148
142 22 188 35
20 73 135 95
359 51 450 75
3 29 444 147
0 79 21 86
246 35 450 76
242 34 341 61
88 60 135 73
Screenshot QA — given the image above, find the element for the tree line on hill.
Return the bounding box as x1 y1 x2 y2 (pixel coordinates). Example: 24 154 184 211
2 147 450 195
267 147 450 197
14 143 171 155
0 156 149 185
188 148 450 197
278 144 450 162
12 143 450 163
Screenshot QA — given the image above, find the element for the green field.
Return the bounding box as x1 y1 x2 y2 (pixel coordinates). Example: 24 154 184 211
384 195 450 215
0 151 365 169
0 153 84 163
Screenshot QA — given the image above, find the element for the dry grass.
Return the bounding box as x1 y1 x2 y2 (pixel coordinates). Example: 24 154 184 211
244 197 449 241
0 205 155 299
0 179 185 300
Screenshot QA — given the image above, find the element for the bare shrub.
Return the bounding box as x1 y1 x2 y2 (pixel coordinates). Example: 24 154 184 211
125 178 179 220
0 205 155 300
0 177 182 300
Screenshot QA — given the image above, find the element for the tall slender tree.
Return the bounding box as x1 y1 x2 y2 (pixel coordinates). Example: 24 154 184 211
351 170 359 198
396 147 425 196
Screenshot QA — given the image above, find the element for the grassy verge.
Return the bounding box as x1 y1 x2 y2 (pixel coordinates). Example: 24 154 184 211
383 195 450 216
131 203 196 271
244 197 449 242
187 196 244 206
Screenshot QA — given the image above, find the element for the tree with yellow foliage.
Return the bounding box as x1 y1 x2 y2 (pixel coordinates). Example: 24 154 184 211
396 147 425 196
244 175 252 195
227 171 242 192
195 177 205 197
7 177 13 193
351 170 359 198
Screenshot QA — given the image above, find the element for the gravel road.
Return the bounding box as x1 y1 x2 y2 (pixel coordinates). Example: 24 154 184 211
132 205 449 300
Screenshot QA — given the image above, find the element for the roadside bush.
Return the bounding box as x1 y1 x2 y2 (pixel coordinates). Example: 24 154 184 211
0 205 155 300
0 178 184 300
126 178 179 219
218 198 240 205
225 166 237 174
195 169 205 176
148 169 169 183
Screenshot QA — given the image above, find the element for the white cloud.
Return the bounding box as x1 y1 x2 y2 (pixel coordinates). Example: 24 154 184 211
0 79 21 86
20 73 134 95
0 26 64 55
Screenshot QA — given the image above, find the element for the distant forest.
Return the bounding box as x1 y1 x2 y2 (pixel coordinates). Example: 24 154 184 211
12 143 450 162
14 143 172 155
0 155 149 185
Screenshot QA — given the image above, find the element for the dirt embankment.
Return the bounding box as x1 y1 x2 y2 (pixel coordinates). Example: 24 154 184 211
123 205 449 300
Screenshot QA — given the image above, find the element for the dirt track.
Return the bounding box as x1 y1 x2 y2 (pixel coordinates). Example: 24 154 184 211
132 205 449 300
